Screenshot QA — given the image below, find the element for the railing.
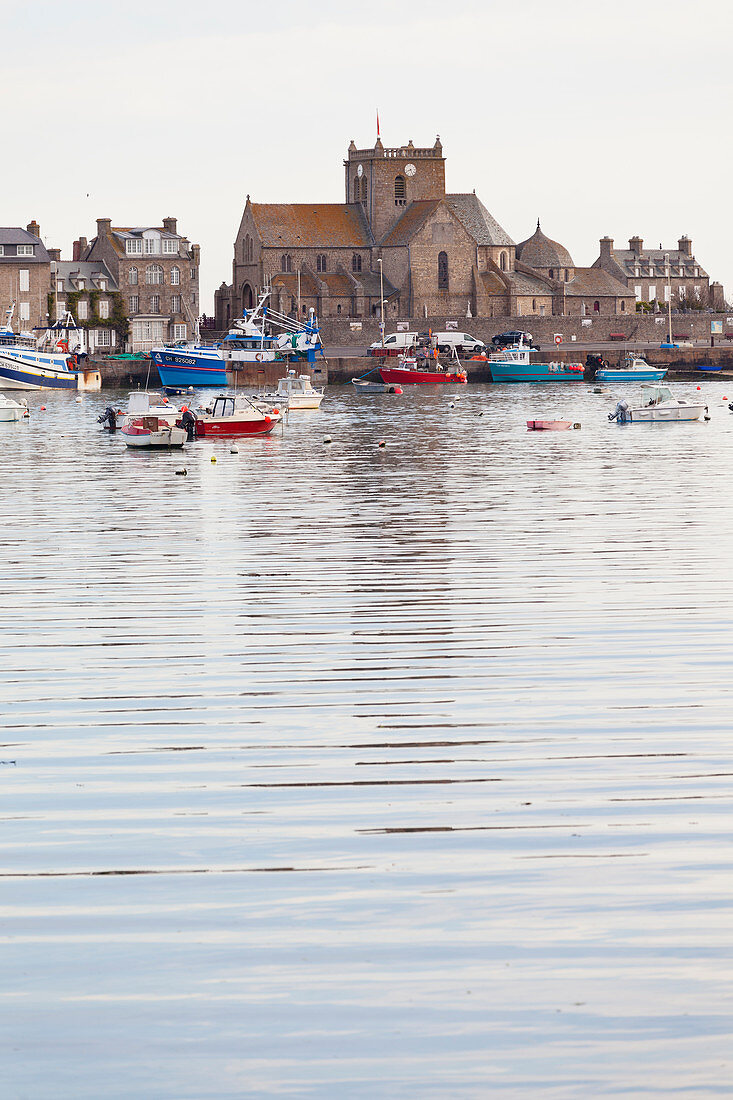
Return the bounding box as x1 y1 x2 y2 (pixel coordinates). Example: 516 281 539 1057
349 147 440 159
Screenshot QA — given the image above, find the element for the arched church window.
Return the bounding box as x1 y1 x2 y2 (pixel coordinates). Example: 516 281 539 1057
316 254 327 273
500 252 507 271
353 177 360 203
352 253 362 273
394 175 406 205
438 251 448 289
281 254 292 273
360 177 367 204
549 269 554 280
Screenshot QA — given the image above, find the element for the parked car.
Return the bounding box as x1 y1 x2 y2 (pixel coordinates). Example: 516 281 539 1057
433 331 486 355
368 331 419 356
491 330 535 349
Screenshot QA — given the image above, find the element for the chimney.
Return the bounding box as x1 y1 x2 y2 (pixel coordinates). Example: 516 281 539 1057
191 243 200 266
162 217 177 235
72 236 88 261
27 219 40 239
599 236 613 261
629 235 643 254
96 218 112 237
48 247 61 261
678 235 692 256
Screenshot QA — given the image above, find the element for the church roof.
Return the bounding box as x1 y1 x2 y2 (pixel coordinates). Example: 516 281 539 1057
516 221 574 269
511 271 554 295
446 194 515 247
565 267 634 297
380 201 442 246
251 203 373 248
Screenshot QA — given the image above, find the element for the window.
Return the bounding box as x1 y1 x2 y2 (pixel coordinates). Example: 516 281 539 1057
96 328 111 347
549 269 554 280
532 299 537 311
150 295 160 313
499 252 507 271
78 279 85 290
145 237 160 255
162 238 178 254
565 270 569 282
19 301 30 320
337 304 342 314
316 254 327 273
77 299 88 319
352 253 362 273
0 246 4 256
57 280 63 292
694 285 701 299
190 268 197 280
171 295 181 313
57 300 65 318
129 295 139 313
244 234 252 262
191 292 196 307
394 175 406 205
360 177 367 203
17 244 34 256
99 279 106 291
171 266 180 286
593 300 600 312
99 299 109 319
146 264 164 285
19 269 29 292
281 254 292 273
126 238 143 255
438 251 448 289
664 286 671 303
173 323 187 340
649 285 656 302
621 301 626 312
634 285 642 301
679 285 686 300
128 267 138 285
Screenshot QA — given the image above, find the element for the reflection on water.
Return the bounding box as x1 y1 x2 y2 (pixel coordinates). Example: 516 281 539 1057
3 383 733 1098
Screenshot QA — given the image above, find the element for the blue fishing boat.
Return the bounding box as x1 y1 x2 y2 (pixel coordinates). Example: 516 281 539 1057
150 289 326 388
0 305 100 390
595 353 667 383
489 343 584 383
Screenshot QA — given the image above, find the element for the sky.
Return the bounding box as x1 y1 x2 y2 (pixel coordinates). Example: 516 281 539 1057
2 0 730 312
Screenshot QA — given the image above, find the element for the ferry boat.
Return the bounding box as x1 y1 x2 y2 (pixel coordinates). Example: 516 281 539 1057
489 343 584 383
0 305 101 391
150 290 327 388
595 353 667 383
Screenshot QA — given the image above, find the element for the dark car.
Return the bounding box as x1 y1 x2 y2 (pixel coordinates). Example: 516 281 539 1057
491 330 535 349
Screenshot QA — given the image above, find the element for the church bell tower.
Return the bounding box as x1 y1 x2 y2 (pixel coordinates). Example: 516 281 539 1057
345 135 446 243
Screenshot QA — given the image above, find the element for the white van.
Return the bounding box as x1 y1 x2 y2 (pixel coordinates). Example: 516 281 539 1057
433 331 485 355
368 331 419 356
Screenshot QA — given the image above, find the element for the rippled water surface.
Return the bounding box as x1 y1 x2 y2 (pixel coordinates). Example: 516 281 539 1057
3 382 733 1099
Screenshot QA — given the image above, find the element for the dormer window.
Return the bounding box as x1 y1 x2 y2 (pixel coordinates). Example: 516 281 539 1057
126 239 142 255
17 244 34 256
57 280 63 292
78 279 85 290
99 279 106 292
162 239 178 254
144 237 160 255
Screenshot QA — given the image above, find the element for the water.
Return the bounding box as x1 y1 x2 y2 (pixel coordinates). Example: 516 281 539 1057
2 382 733 1099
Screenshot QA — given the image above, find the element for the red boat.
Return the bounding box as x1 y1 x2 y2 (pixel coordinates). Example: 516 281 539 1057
180 394 282 438
527 420 580 431
380 355 467 385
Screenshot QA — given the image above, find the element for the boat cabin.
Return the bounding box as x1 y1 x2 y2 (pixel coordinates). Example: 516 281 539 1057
641 385 673 406
210 395 236 418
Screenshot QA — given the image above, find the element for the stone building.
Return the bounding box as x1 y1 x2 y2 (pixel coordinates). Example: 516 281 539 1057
216 137 586 326
593 235 725 310
78 218 201 351
51 258 120 353
0 221 51 332
516 221 635 317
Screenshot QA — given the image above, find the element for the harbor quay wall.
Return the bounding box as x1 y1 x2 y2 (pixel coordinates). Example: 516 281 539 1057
316 312 733 347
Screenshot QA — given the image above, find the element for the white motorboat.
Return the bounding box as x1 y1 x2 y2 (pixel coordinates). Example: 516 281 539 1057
121 417 186 448
596 353 667 383
609 385 709 423
0 393 29 422
261 370 324 409
99 391 181 432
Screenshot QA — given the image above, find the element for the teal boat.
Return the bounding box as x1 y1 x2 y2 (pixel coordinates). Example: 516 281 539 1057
489 344 584 383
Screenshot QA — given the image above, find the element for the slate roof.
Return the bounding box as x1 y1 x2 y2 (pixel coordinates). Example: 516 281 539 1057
55 261 118 293
446 194 515 247
516 221 574 269
608 249 707 277
252 204 373 248
0 227 50 262
565 267 635 298
480 271 509 294
380 201 441 246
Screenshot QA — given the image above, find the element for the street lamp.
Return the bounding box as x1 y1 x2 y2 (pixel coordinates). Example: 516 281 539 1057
377 257 385 348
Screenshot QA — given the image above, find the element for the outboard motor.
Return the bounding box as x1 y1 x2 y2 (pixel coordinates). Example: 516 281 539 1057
608 400 630 424
585 353 604 380
180 408 197 441
98 406 117 431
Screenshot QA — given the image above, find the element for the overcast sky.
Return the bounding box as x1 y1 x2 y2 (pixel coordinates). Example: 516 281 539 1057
3 0 729 311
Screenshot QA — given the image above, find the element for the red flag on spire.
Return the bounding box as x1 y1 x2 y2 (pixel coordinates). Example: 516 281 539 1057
376 109 380 138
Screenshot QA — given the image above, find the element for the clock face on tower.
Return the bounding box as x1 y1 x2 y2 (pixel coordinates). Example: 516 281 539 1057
404 163 416 177
357 164 363 178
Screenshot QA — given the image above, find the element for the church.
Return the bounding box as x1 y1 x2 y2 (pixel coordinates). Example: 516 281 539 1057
214 136 633 327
